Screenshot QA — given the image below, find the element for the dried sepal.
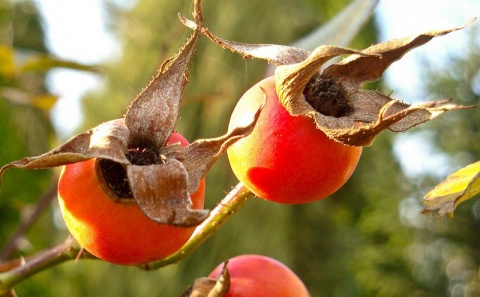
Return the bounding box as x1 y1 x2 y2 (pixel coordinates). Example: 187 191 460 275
276 48 474 146
125 2 203 149
188 18 476 146
314 99 467 145
282 19 473 145
1 0 261 228
0 119 130 180
183 105 263 193
322 19 476 83
179 15 310 66
161 142 186 162
183 261 230 297
273 45 378 116
127 160 209 227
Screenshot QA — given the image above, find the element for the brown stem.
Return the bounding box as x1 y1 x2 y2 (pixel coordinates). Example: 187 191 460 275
0 183 252 292
0 236 90 295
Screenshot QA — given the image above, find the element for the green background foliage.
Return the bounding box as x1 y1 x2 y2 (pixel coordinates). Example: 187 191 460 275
1 0 479 296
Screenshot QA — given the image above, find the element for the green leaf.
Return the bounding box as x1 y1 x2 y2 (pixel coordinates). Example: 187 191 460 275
292 0 379 50
422 161 480 218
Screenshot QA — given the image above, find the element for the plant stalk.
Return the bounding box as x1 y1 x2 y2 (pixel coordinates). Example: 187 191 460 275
0 183 252 292
142 183 252 270
0 236 86 295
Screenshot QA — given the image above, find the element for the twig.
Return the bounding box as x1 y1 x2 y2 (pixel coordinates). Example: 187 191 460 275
0 236 87 295
0 180 58 261
0 183 253 292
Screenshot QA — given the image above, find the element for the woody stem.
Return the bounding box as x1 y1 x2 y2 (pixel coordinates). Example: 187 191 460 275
141 183 253 270
0 183 253 292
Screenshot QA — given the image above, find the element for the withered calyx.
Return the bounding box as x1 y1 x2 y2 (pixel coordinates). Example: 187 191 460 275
182 16 476 146
0 0 261 228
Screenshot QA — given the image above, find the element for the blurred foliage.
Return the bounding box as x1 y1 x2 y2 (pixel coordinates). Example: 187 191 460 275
0 0 101 271
0 0 54 261
414 31 480 296
1 0 479 296
420 32 480 219
0 0 47 52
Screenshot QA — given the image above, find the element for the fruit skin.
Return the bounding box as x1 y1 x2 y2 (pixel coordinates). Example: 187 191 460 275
57 132 205 265
227 76 362 204
209 254 310 297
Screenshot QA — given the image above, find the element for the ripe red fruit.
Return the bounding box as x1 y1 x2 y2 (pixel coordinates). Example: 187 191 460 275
227 76 361 204
57 132 205 265
209 254 310 297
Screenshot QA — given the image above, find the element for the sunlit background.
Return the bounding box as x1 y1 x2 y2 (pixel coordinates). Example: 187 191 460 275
37 0 479 175
1 0 480 296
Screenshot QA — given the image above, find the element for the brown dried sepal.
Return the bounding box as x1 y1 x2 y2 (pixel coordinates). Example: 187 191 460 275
185 17 477 146
183 104 263 194
0 0 261 228
182 261 230 297
0 119 130 176
127 160 209 227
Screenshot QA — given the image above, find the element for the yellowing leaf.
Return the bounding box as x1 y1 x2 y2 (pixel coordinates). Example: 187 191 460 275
0 45 15 79
422 161 480 218
32 94 59 111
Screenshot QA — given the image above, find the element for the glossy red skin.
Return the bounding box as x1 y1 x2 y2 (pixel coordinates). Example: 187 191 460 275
227 76 362 204
58 132 205 265
209 254 310 297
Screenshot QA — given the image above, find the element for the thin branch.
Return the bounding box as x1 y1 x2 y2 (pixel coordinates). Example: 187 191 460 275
0 236 89 295
0 183 253 292
0 179 58 261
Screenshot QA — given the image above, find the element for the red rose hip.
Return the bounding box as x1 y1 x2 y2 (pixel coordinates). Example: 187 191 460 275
227 76 361 204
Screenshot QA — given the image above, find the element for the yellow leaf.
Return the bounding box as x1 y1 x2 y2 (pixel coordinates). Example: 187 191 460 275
422 161 480 218
0 45 15 79
32 94 59 111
